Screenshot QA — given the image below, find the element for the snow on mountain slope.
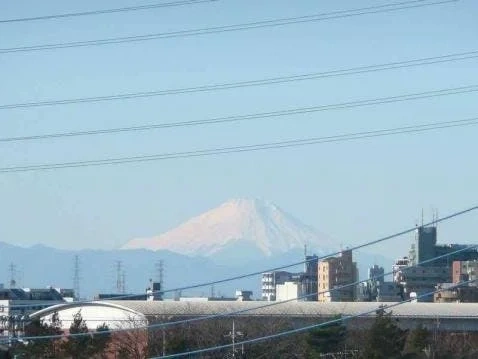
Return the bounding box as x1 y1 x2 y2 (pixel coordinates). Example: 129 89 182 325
122 198 336 257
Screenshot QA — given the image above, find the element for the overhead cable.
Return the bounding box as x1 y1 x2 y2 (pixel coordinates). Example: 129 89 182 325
8 240 478 344
7 205 477 310
0 0 458 54
0 85 477 143
1 50 476 111
0 0 218 24
154 278 478 358
1 116 477 173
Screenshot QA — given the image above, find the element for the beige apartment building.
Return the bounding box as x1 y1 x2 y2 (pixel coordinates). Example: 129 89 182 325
318 249 358 302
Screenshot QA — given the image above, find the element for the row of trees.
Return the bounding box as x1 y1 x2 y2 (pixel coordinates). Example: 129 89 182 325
4 308 478 358
9 311 111 359
145 308 478 358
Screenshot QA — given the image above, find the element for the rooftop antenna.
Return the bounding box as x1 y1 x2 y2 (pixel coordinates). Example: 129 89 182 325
421 208 424 227
73 255 81 301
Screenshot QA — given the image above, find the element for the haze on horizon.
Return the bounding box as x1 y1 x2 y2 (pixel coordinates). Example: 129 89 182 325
0 0 477 255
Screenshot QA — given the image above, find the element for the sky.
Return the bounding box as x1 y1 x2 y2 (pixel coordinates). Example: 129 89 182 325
0 0 477 254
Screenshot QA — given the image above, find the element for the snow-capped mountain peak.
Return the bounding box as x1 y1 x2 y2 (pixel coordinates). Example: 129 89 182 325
122 198 334 257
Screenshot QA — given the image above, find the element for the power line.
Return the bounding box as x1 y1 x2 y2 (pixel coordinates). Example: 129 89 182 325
12 263 477 343
6 204 478 311
3 206 476 346
0 0 457 54
0 0 218 24
1 50 476 111
154 279 478 358
8 227 478 343
1 85 476 143
1 116 477 173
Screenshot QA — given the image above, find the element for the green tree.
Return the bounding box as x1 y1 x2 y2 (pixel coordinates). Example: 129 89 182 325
306 317 347 357
361 308 408 359
62 310 90 359
405 324 431 358
16 312 63 358
90 323 112 358
62 311 111 359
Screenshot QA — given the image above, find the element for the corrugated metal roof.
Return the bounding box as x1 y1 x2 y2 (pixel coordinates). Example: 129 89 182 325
104 300 478 319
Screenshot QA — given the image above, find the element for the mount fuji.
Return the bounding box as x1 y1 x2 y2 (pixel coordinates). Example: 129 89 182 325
121 198 337 259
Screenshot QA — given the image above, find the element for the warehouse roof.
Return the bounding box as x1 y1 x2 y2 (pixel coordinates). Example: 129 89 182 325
102 300 478 319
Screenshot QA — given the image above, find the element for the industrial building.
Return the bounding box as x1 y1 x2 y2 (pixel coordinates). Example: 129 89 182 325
28 300 478 332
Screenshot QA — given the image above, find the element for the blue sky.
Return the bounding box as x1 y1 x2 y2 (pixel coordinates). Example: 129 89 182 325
0 0 477 253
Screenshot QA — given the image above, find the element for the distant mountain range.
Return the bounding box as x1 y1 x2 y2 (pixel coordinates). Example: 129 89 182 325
0 199 393 299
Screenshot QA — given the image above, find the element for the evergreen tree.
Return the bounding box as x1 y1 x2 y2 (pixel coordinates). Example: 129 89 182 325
90 323 112 358
361 308 408 359
306 317 346 357
405 324 431 358
62 310 90 359
16 312 63 358
62 311 112 358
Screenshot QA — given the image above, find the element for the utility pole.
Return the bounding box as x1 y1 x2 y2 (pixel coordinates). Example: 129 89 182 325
224 319 245 358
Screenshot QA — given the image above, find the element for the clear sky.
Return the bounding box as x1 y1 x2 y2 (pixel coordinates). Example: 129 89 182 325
0 0 477 253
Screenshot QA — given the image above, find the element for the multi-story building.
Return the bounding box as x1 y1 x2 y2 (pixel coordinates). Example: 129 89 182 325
434 283 478 303
358 265 401 302
452 260 478 284
262 254 319 301
301 255 319 301
368 265 385 285
393 224 478 302
276 281 303 302
318 249 358 302
409 226 478 267
0 287 74 340
261 271 295 301
396 265 450 301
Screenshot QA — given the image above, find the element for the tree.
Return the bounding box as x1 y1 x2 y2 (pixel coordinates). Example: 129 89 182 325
61 311 112 359
16 311 63 358
90 323 112 358
361 308 408 359
404 324 431 358
306 316 347 356
110 315 148 359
